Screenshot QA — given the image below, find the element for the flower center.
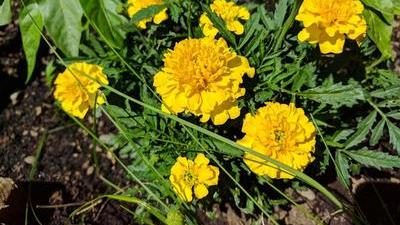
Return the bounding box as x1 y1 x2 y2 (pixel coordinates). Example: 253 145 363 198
183 171 196 185
274 130 286 144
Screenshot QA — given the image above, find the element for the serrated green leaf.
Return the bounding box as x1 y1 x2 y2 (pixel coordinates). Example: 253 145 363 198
370 86 400 99
370 118 386 146
364 8 393 59
19 3 44 83
0 0 11 26
344 111 377 149
344 149 400 169
387 111 400 120
238 7 261 49
335 151 351 187
38 0 82 56
387 121 400 153
301 83 365 107
273 0 288 27
80 0 127 49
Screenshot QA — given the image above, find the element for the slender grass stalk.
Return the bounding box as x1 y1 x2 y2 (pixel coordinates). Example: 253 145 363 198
273 0 302 52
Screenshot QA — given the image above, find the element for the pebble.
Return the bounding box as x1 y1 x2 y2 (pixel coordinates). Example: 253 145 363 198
297 189 316 201
24 156 35 165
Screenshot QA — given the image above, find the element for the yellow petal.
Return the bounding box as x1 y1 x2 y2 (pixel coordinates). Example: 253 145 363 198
194 184 209 199
194 153 209 166
153 8 168 24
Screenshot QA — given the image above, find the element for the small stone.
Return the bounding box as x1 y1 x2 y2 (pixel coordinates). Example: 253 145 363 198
24 156 35 165
30 130 38 137
9 92 20 105
22 130 28 136
297 189 316 201
82 161 90 169
35 106 42 116
86 166 94 176
0 178 16 210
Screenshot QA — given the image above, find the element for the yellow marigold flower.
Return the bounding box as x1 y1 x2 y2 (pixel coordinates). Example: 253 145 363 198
200 0 250 38
53 62 109 119
127 0 168 29
238 102 316 179
154 37 255 125
169 153 219 202
296 0 367 54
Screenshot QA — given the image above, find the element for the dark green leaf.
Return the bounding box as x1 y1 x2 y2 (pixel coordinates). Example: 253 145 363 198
301 83 365 107
335 151 351 188
370 118 386 146
387 121 400 153
210 140 242 157
19 3 44 83
130 4 166 24
344 111 377 149
0 0 11 26
344 149 400 169
273 0 288 27
370 86 400 99
238 7 261 49
80 0 127 49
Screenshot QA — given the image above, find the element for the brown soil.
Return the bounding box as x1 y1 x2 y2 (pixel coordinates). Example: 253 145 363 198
0 11 132 225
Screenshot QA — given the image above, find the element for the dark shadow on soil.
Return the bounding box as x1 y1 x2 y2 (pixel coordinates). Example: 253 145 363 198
0 181 66 225
355 182 400 225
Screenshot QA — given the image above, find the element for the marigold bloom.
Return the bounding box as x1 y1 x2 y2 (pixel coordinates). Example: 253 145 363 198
200 0 250 38
154 38 254 125
54 62 109 119
170 153 219 202
127 0 168 29
238 102 316 179
296 0 367 54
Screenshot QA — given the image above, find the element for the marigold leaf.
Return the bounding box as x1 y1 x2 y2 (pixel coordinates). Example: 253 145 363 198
301 83 365 107
38 0 82 56
0 0 11 26
344 149 400 170
80 0 126 49
387 121 400 154
130 4 166 25
344 111 377 149
335 151 351 188
19 3 44 83
369 118 386 146
363 7 393 59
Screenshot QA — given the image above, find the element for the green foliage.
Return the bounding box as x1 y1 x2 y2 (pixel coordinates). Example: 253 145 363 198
0 0 11 26
80 0 127 49
37 0 83 56
19 3 43 83
343 149 400 170
362 0 397 59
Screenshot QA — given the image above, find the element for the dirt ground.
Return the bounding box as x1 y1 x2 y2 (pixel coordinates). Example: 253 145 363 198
0 10 132 225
